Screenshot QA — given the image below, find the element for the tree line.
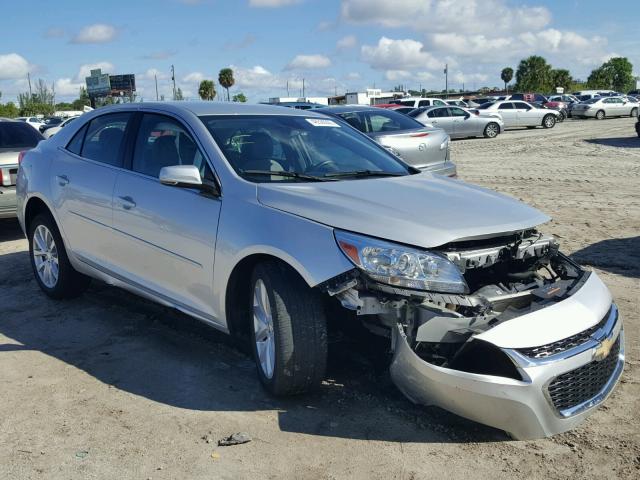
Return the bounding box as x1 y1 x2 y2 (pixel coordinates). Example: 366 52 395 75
500 55 635 94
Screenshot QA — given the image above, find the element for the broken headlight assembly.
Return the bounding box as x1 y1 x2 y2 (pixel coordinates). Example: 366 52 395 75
334 230 468 294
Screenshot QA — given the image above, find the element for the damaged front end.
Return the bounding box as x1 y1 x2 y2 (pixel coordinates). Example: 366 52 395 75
324 229 624 439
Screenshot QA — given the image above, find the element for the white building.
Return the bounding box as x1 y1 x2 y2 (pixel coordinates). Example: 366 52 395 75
345 89 402 105
267 97 329 105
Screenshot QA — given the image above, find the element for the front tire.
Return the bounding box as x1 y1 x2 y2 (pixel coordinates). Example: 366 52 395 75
250 261 327 396
483 122 499 138
542 114 556 128
631 107 638 117
595 110 605 120
28 213 90 299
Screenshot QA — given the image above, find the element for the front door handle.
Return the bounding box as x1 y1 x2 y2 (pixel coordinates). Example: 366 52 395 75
56 175 69 186
118 196 136 210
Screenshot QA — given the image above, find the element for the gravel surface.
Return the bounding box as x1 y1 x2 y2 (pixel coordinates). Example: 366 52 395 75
1 117 639 479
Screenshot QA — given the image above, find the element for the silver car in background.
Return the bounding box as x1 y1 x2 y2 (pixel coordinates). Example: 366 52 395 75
317 105 456 176
571 96 639 119
409 105 504 139
0 119 44 218
473 100 561 129
17 103 623 440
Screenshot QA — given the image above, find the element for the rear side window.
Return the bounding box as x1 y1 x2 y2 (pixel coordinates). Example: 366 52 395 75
499 103 514 110
418 100 431 107
80 113 131 167
66 124 88 155
434 99 447 106
0 123 42 150
513 102 530 109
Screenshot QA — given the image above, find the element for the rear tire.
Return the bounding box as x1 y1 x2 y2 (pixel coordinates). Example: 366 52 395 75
595 110 605 120
483 122 499 138
28 213 90 299
250 261 327 396
542 114 556 128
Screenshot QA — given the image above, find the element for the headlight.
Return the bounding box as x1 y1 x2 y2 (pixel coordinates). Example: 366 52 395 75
335 230 468 294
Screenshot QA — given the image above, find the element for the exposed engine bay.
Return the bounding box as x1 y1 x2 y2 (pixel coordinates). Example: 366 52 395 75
323 230 588 376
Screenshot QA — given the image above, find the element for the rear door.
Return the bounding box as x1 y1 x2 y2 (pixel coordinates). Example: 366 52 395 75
51 112 132 267
425 107 454 135
110 112 222 321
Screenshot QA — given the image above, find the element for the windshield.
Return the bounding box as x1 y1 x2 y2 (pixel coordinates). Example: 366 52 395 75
583 98 600 104
0 122 43 150
407 108 425 117
476 102 496 109
200 115 411 182
335 109 424 133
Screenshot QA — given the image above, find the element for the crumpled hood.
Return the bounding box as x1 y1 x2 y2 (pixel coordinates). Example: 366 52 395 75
257 173 550 248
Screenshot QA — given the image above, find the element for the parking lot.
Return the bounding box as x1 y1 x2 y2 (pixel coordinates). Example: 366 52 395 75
0 117 638 479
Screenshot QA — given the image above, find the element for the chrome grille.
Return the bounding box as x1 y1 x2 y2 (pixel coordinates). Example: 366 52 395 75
547 336 620 412
517 308 611 359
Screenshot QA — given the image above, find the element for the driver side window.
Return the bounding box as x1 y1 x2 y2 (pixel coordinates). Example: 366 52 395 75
133 114 210 179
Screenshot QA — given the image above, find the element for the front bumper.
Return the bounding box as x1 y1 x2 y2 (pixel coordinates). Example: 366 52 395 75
419 161 457 177
0 186 17 219
390 293 624 439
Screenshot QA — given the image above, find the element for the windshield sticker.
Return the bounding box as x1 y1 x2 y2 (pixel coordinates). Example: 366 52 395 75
306 118 340 127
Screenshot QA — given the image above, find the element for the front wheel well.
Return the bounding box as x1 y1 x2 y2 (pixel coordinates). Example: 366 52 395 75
225 254 310 343
24 197 53 231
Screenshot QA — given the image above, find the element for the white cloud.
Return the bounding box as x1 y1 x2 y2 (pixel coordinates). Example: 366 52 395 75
361 37 445 71
0 53 31 80
336 35 357 50
183 72 205 83
385 70 411 81
286 54 331 70
341 0 550 35
54 78 84 96
249 0 299 7
72 24 117 44
77 62 115 81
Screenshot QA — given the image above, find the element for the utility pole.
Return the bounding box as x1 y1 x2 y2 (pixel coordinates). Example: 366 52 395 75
286 80 289 97
27 72 32 98
155 74 159 101
444 64 448 99
302 78 305 98
170 65 176 101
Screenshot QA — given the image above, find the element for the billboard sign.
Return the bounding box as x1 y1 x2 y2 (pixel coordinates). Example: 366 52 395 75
86 68 111 97
109 74 136 95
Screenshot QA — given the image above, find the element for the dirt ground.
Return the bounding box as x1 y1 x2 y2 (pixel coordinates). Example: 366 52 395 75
1 117 639 480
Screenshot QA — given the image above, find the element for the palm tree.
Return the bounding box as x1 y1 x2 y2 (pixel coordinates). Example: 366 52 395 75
218 68 235 101
515 56 552 92
501 67 513 94
198 80 216 100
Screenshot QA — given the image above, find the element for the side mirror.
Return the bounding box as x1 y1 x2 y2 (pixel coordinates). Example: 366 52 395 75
159 164 220 196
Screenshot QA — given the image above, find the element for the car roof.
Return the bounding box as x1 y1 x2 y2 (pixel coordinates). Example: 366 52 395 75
315 105 383 114
87 101 329 118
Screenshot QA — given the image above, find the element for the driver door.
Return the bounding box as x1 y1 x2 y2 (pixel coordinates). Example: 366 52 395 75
111 112 222 322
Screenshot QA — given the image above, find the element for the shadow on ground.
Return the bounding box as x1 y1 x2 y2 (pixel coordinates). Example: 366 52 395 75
0 245 507 445
572 236 640 279
0 218 24 242
585 137 640 148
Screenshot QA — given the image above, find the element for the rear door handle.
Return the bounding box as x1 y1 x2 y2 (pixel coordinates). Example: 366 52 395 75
56 175 69 186
118 196 136 210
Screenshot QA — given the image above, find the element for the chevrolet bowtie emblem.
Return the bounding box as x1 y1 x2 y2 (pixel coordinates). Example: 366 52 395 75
593 335 616 362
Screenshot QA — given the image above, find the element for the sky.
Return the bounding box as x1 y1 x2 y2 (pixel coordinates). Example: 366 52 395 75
1 0 639 103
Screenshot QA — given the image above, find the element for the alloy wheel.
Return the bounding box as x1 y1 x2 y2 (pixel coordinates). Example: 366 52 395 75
253 279 275 379
32 225 59 288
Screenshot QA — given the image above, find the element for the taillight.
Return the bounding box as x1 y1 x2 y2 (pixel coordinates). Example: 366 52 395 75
18 150 27 164
410 132 430 137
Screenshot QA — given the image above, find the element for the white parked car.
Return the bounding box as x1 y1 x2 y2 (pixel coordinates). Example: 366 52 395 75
43 116 80 139
15 116 44 131
473 101 561 129
389 97 448 108
571 97 639 120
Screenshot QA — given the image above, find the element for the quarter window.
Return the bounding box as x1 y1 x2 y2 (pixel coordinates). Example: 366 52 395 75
499 103 514 110
80 113 132 167
133 114 210 179
418 100 431 107
66 124 88 155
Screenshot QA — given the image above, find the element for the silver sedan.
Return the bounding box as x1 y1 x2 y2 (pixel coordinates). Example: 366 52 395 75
473 100 561 129
16 102 622 440
571 96 639 119
317 106 456 176
409 105 504 139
